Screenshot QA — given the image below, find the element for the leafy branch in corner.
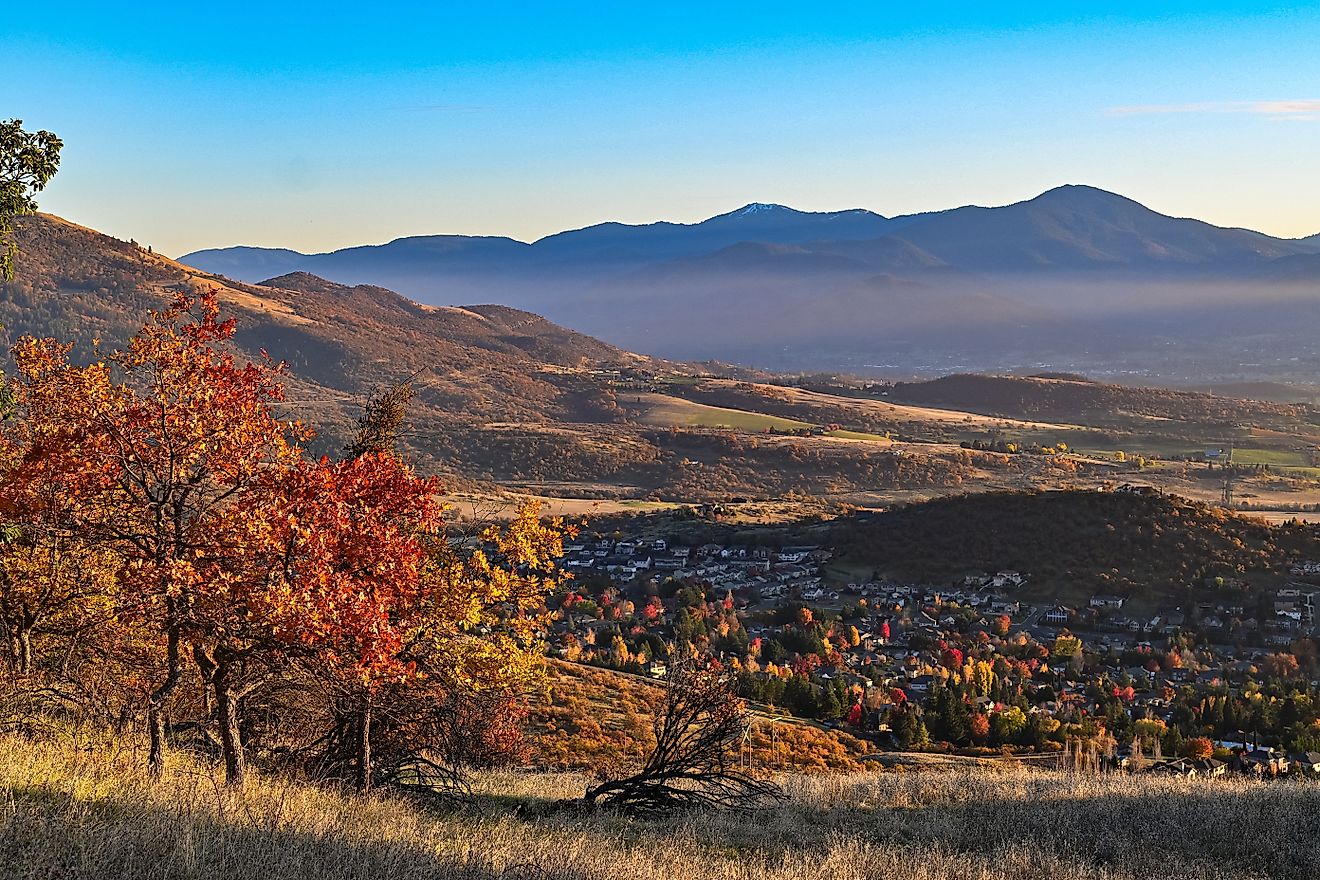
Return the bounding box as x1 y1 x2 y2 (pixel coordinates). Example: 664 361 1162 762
1 119 63 282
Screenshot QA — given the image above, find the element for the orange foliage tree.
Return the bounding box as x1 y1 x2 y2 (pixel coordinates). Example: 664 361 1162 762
2 291 570 791
96 294 302 776
1182 737 1215 760
234 396 570 790
3 293 302 775
0 338 119 678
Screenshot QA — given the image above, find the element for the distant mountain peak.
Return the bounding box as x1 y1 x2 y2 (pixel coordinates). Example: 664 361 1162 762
1028 184 1147 210
732 202 792 217
1039 183 1118 197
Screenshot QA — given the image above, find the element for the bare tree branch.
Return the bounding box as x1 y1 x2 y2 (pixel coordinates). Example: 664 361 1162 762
582 647 784 816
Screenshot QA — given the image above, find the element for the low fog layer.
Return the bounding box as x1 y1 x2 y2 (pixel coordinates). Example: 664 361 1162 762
180 186 1320 382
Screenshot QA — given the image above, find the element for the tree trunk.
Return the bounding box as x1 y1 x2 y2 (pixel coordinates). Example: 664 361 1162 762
194 643 246 787
193 644 217 719
147 703 168 777
356 700 373 794
3 607 35 676
214 659 246 787
17 627 31 677
147 620 183 778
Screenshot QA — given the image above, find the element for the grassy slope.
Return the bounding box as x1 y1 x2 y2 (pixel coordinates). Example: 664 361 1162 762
533 662 878 773
626 393 816 431
624 393 895 442
4 733 1318 880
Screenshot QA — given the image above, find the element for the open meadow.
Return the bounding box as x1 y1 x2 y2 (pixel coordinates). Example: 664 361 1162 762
3 732 1317 880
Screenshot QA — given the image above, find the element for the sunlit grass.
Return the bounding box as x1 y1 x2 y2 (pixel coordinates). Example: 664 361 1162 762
3 732 1318 879
631 393 815 431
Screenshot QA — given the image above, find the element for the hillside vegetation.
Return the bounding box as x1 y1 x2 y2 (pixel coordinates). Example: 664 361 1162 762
4 732 1318 880
889 374 1318 432
532 662 877 774
0 215 642 464
832 489 1320 601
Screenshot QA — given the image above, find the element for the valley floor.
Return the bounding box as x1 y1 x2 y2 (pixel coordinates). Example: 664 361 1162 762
3 734 1317 879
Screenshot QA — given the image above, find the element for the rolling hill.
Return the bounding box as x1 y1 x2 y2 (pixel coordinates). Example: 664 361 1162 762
0 214 997 500
0 214 653 474
8 212 1320 512
179 185 1320 378
886 374 1317 430
830 489 1320 604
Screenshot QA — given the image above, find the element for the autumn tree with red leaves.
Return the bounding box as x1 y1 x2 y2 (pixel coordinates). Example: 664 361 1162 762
1 293 570 792
0 339 119 678
245 433 568 791
3 293 303 777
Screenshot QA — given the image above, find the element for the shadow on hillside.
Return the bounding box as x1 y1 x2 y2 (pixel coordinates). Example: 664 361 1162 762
644 782 1320 880
3 783 587 880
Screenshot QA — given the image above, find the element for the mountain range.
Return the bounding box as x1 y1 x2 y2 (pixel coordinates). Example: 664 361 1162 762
179 185 1320 379
8 212 1320 507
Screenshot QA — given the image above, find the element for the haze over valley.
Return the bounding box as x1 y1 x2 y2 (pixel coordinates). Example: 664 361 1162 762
181 185 1320 385
9 210 1320 524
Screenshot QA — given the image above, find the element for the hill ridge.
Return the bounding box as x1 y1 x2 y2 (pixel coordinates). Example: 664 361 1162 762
174 185 1320 378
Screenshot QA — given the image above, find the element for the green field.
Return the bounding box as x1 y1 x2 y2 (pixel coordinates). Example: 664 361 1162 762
656 374 703 388
1230 447 1313 468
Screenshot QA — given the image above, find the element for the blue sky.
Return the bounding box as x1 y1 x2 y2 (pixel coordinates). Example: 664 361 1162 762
9 2 1320 255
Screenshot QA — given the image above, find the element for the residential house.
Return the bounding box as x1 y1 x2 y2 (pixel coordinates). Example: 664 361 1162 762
1289 751 1320 774
1149 758 1198 778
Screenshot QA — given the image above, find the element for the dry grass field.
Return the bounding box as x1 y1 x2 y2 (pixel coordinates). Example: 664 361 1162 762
3 731 1317 880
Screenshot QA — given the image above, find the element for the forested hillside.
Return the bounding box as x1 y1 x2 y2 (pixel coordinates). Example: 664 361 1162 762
889 374 1317 431
832 489 1320 601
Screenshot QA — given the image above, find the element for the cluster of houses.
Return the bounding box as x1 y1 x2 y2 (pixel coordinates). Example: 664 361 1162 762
590 367 667 393
1041 583 1318 645
1115 746 1320 779
1043 594 1191 635
549 527 1320 765
850 575 1024 617
561 538 830 603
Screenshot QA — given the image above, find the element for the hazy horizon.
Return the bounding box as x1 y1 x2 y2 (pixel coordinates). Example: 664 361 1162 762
8 2 1320 256
169 184 1318 259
